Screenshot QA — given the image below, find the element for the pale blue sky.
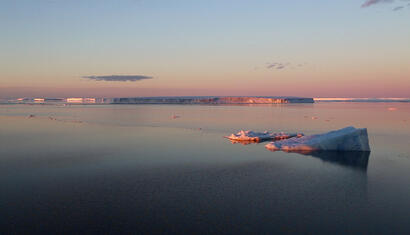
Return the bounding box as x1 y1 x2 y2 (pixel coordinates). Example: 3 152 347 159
1 0 409 97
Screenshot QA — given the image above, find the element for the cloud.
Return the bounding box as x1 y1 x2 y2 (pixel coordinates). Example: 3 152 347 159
82 75 153 82
266 63 278 69
266 62 304 70
266 62 288 70
393 5 404 10
361 0 394 7
276 65 285 70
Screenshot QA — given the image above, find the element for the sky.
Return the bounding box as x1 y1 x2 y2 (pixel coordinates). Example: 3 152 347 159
1 0 409 98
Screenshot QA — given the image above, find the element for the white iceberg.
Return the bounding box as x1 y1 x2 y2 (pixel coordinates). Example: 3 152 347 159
225 130 303 142
265 126 370 152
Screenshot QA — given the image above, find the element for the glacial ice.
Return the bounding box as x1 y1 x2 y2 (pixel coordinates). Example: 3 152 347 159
111 96 314 104
265 126 370 152
314 98 410 102
7 96 314 104
225 130 304 142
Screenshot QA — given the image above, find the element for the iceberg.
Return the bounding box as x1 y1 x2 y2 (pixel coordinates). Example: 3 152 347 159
225 130 304 142
265 126 370 152
315 97 410 103
111 96 314 104
6 96 315 105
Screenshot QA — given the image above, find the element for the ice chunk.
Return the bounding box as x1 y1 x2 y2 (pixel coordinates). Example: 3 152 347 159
265 126 370 152
171 114 181 119
225 130 303 142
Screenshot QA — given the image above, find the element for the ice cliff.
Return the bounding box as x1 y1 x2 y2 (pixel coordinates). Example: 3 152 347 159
111 96 314 104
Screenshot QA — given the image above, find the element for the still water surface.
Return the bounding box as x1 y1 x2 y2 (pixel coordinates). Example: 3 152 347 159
1 103 410 234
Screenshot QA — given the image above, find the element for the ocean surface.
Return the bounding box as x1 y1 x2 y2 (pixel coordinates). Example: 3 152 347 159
1 102 410 234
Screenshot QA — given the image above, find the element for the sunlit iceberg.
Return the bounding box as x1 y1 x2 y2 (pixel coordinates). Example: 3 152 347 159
225 130 304 142
112 96 314 104
5 96 314 105
265 126 370 152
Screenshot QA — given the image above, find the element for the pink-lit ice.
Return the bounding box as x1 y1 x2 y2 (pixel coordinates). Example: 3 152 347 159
265 126 370 152
225 130 303 142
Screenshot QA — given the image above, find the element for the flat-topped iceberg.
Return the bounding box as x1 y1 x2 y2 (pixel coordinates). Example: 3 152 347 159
315 98 410 103
6 96 314 104
111 96 314 104
265 126 370 152
225 130 304 142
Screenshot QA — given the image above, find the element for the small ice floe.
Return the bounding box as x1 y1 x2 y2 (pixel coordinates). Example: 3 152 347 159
171 115 180 119
60 119 83 124
225 130 303 143
387 107 397 111
311 116 319 120
265 126 370 152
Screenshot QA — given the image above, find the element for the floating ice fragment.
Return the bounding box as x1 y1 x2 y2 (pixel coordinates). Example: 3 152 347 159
172 115 181 119
225 130 303 143
265 126 370 152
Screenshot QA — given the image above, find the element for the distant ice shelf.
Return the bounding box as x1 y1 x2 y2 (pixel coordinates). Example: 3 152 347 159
110 96 314 104
315 98 410 102
225 130 304 142
265 126 370 152
4 96 314 105
6 97 410 104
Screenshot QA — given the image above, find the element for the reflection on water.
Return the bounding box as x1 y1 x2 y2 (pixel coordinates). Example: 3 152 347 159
0 153 370 234
286 150 371 171
227 139 261 145
1 103 410 233
307 151 370 171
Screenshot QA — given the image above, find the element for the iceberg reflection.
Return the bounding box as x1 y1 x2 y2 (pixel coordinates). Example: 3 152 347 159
228 139 260 145
268 149 371 170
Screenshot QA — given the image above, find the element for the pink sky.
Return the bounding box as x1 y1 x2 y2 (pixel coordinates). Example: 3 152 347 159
2 81 410 98
1 0 410 98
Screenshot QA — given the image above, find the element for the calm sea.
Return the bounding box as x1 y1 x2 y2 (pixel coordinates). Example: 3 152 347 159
1 103 410 234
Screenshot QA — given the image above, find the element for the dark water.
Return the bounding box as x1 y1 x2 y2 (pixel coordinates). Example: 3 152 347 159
1 103 410 234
